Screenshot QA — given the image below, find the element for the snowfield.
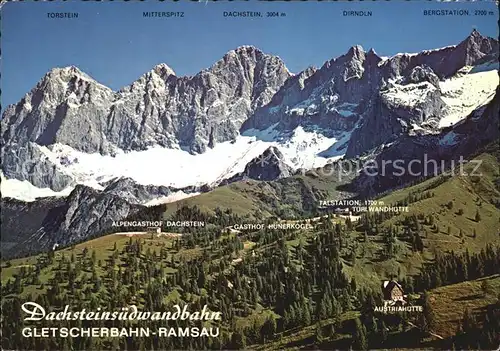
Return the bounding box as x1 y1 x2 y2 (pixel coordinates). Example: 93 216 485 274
382 81 438 108
2 125 348 202
381 65 498 130
2 64 497 203
439 66 499 128
0 172 73 202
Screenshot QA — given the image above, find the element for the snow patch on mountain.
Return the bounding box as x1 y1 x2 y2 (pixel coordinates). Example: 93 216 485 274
439 67 499 128
0 172 73 201
276 126 344 169
392 45 457 59
2 125 347 202
289 98 317 116
242 123 282 142
34 140 273 189
143 191 201 206
382 81 438 108
317 130 353 158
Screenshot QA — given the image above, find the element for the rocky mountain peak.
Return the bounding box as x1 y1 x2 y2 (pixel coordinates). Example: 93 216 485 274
340 45 367 82
228 45 263 57
42 66 103 88
217 45 287 72
0 45 291 157
153 63 176 78
3 31 498 200
347 45 365 58
47 65 84 77
1 63 115 155
221 145 293 184
461 28 490 49
456 29 497 65
458 28 497 64
241 146 292 180
469 28 482 39
365 48 383 66
36 65 113 104
235 44 261 52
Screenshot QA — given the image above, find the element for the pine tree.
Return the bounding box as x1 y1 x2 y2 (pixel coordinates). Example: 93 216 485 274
303 303 312 326
422 291 435 332
315 323 324 343
475 209 481 222
353 318 368 350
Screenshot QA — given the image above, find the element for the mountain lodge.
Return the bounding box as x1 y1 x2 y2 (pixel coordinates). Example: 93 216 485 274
382 280 405 303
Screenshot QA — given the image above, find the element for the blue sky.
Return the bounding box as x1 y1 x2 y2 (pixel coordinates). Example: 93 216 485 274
1 1 498 108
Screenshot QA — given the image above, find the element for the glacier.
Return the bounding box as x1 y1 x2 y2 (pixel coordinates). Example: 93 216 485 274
1 126 347 202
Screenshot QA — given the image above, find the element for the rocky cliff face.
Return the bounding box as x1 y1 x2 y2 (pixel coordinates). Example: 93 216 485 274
1 185 143 259
0 196 66 258
101 177 207 205
1 141 72 191
380 29 498 80
222 146 293 184
1 30 498 204
241 46 381 135
350 88 500 197
242 30 499 158
107 46 291 154
1 67 116 154
1 46 291 156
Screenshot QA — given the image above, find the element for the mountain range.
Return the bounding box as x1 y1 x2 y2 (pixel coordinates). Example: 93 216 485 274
1 29 499 258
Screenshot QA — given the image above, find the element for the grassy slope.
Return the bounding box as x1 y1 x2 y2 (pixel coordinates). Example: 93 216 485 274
4 150 498 295
381 153 500 252
163 170 352 219
429 275 500 339
2 150 499 349
164 181 275 218
343 151 500 290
